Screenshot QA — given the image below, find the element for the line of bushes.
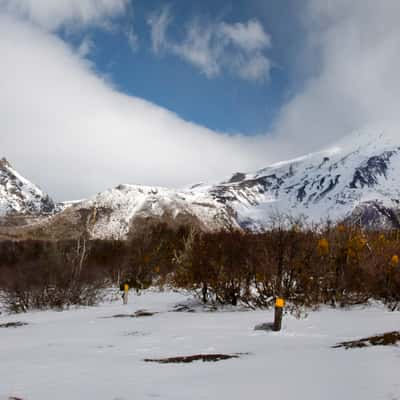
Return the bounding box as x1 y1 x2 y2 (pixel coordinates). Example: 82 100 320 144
0 218 399 312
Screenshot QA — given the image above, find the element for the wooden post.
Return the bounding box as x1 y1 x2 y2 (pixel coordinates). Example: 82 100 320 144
123 283 129 305
273 297 285 332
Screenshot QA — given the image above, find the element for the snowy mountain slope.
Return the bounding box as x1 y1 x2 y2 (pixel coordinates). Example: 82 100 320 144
12 184 239 240
66 184 239 239
48 130 400 238
2 130 400 239
0 158 56 218
210 130 400 228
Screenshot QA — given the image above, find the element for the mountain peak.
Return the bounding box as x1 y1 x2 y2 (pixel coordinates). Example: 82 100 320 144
331 127 400 153
0 158 56 217
0 157 11 169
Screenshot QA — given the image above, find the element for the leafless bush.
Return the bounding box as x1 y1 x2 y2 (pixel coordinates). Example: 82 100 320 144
0 240 108 312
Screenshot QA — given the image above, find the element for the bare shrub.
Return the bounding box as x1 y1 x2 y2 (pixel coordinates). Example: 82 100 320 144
0 240 108 312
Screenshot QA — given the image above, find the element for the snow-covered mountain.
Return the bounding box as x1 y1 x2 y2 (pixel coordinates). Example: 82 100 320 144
211 130 400 229
54 184 239 240
0 158 56 218
1 130 400 239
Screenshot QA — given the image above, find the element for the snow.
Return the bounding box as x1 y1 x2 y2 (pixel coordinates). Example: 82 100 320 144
1 290 399 400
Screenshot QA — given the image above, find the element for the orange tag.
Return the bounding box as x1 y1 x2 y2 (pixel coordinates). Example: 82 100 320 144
275 298 285 308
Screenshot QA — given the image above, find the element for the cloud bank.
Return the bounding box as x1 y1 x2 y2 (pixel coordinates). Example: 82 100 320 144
0 13 266 200
1 1 400 201
269 0 400 155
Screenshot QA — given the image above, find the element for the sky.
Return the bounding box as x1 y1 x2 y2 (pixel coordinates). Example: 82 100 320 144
1 0 400 200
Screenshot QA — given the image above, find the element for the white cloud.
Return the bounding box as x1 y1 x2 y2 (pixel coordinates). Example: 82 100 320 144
0 0 128 31
170 19 222 78
219 20 271 51
235 54 271 82
266 0 400 156
0 13 269 200
147 7 272 82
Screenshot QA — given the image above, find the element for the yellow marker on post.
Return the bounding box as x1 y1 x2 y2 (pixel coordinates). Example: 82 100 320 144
123 283 129 305
275 298 285 308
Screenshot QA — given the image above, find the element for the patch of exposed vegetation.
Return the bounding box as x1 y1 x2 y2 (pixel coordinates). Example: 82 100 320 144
109 310 157 318
171 304 196 313
333 331 400 349
144 353 241 364
124 331 149 337
0 321 28 328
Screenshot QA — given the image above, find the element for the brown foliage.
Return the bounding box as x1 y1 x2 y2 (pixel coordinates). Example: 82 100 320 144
0 220 399 312
172 218 400 310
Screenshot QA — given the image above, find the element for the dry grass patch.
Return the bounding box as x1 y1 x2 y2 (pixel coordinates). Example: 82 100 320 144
144 354 242 364
0 321 28 328
333 331 400 349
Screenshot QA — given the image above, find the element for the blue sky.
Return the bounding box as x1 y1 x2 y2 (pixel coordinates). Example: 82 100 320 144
1 1 400 199
62 0 304 134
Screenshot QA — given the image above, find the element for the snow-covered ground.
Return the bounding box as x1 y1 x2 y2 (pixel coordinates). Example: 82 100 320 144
1 290 399 400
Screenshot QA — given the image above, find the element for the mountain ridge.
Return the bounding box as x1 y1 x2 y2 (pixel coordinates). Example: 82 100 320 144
1 130 400 239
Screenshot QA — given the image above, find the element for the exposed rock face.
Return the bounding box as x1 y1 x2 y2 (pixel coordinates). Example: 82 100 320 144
346 201 400 230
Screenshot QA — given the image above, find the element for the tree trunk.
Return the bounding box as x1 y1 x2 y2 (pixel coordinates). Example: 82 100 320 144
202 283 208 304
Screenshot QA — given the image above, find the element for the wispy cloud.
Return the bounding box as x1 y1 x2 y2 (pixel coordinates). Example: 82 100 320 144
77 35 94 58
0 0 129 31
147 5 172 54
147 6 272 82
126 27 139 52
219 20 271 51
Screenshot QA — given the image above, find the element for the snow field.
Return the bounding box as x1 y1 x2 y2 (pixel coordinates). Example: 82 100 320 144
1 290 400 400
